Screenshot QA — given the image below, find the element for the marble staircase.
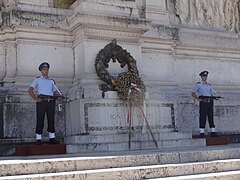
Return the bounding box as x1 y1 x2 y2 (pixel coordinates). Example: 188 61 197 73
1 144 240 179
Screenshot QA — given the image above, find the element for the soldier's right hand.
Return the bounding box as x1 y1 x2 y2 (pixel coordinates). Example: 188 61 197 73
36 98 43 103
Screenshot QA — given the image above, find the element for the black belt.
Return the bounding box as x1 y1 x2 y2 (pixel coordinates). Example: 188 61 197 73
201 98 212 103
38 94 55 102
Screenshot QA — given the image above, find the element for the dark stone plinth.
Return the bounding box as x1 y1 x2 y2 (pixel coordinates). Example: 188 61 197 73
206 136 228 146
15 144 66 156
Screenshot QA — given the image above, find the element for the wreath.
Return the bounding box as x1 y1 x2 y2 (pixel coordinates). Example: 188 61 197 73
95 39 145 102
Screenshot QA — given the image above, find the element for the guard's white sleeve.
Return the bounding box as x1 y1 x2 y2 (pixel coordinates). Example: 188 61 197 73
30 78 38 89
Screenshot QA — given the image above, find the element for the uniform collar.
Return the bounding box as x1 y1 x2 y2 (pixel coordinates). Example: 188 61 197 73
201 81 208 84
40 75 50 79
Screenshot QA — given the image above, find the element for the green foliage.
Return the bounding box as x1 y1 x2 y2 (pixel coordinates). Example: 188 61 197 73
53 0 76 9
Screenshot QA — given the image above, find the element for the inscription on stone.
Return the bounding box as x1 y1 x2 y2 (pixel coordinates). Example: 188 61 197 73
110 113 154 120
84 102 175 132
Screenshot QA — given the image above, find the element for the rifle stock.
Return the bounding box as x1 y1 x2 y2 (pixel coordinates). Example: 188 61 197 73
53 95 66 99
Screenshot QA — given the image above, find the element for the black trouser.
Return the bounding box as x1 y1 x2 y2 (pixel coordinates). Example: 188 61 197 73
199 100 215 129
36 100 55 134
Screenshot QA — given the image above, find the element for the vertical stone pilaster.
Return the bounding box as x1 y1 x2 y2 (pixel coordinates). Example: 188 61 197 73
145 0 169 25
0 46 6 82
4 42 17 84
0 92 6 139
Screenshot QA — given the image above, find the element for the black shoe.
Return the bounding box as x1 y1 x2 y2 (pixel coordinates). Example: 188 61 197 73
211 132 218 137
36 140 42 145
49 138 60 144
199 133 205 138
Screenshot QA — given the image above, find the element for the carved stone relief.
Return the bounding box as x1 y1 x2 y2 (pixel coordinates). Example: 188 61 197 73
3 0 18 9
170 0 240 33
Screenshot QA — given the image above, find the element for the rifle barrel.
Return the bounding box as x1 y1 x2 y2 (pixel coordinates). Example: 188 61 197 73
199 96 224 99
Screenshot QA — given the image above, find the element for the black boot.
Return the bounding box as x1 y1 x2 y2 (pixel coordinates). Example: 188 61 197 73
211 132 218 137
36 140 42 145
199 133 205 138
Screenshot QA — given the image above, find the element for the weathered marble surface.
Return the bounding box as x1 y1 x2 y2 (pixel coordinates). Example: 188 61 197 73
170 0 240 33
3 101 65 138
1 145 240 179
1 0 76 9
66 98 176 135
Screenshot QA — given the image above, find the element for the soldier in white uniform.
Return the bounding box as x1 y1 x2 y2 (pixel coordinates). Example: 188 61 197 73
192 71 218 138
28 62 59 144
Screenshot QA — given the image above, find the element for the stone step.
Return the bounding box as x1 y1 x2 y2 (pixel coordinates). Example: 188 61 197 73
1 144 240 177
66 138 205 153
64 131 193 144
148 170 240 180
1 159 240 179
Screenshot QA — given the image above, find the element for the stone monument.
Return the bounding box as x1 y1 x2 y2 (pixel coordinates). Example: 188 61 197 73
1 0 240 155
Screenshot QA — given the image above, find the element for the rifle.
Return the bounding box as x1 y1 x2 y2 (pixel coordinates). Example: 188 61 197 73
199 96 224 100
53 94 66 99
0 81 15 87
38 94 66 101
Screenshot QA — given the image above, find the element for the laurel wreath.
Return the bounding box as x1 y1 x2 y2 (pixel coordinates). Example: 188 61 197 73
95 40 145 101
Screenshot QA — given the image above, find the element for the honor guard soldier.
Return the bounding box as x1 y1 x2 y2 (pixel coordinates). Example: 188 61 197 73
28 62 60 144
192 71 218 138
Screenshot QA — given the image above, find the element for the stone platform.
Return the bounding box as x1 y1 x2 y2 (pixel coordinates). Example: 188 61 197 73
65 98 206 153
65 131 205 153
15 144 66 156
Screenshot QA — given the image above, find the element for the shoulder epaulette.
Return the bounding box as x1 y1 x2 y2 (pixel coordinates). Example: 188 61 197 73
50 78 56 84
197 82 200 84
208 83 211 86
36 76 41 78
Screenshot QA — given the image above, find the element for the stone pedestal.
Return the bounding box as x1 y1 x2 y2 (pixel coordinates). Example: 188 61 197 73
64 91 205 152
66 92 176 136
